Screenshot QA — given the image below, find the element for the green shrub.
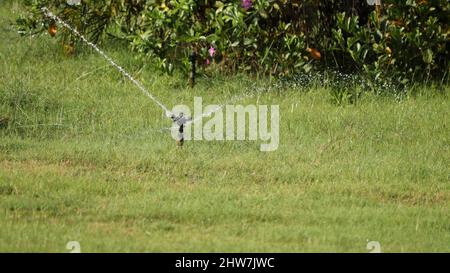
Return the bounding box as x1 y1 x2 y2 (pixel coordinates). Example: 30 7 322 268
330 1 449 86
16 0 450 85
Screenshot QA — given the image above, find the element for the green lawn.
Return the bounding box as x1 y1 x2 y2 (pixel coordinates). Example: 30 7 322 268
1 1 449 252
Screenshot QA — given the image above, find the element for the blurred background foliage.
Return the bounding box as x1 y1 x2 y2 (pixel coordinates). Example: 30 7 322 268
16 0 450 87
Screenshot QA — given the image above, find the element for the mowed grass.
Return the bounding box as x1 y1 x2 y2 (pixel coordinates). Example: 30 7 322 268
1 2 449 252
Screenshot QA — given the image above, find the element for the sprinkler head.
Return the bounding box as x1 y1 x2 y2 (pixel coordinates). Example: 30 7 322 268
170 112 190 126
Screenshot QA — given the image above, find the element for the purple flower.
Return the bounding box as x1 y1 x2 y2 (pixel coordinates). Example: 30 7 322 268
208 46 215 57
241 0 252 10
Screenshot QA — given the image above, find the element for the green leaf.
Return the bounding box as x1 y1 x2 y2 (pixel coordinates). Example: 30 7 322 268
230 41 239 47
422 49 433 64
303 63 312 73
259 10 268 19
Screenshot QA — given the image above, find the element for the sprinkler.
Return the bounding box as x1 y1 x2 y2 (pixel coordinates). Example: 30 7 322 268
169 112 191 147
